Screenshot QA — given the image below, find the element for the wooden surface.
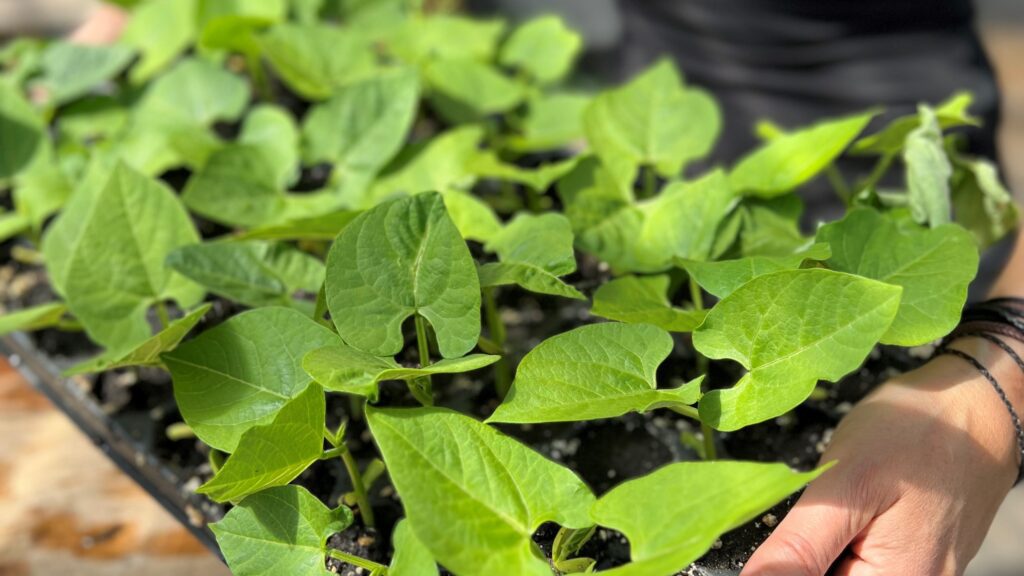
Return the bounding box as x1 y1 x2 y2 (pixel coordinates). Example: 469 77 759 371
0 359 230 576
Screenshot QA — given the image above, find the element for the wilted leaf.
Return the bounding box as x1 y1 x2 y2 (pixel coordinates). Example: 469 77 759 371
952 158 1019 248
904 105 953 227
852 92 979 155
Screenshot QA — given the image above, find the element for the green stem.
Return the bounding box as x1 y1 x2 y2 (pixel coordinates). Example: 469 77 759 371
340 448 376 528
860 153 895 195
10 245 43 265
326 548 387 573
411 313 433 405
245 49 272 101
483 287 512 397
155 301 170 329
825 164 851 206
688 278 717 460
640 165 657 199
320 446 346 460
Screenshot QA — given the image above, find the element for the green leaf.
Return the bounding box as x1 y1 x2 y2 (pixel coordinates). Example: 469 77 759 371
386 15 505 64
694 269 901 431
468 152 578 192
571 169 735 274
182 144 285 228
0 303 67 336
368 126 484 207
583 59 720 191
302 69 419 204
166 240 323 309
952 158 1019 248
12 156 72 231
164 307 339 452
590 275 706 332
367 407 595 576
303 344 499 401
261 23 377 100
904 105 953 227
36 42 135 105
239 104 299 187
852 92 979 155
479 212 583 299
390 519 438 576
507 92 589 153
678 243 831 299
728 110 875 197
591 461 831 576
326 192 481 358
0 82 44 179
134 58 249 126
199 383 325 502
57 163 203 354
425 58 525 124
488 323 701 424
735 195 808 257
441 190 501 243
65 304 211 375
816 208 977 345
237 210 360 241
121 0 197 82
212 485 352 576
499 16 582 84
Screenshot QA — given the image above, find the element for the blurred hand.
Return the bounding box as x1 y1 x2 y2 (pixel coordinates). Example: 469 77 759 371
742 337 1022 576
67 3 127 45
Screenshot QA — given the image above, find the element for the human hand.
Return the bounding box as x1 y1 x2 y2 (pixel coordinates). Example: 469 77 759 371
67 3 127 45
741 337 1023 575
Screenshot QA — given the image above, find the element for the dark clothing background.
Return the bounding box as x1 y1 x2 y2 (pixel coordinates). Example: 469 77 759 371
469 0 1013 297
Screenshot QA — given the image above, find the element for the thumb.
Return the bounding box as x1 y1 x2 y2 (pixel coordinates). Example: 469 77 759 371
740 471 876 576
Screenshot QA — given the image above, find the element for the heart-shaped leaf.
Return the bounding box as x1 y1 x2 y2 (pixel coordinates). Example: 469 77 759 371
326 192 481 358
367 407 595 576
183 144 286 228
694 269 901 431
499 15 582 84
488 323 701 424
728 110 875 197
212 485 352 576
164 307 339 452
199 383 325 502
425 58 525 124
591 461 832 576
816 208 977 345
303 344 499 401
261 23 377 100
590 275 706 332
479 212 583 300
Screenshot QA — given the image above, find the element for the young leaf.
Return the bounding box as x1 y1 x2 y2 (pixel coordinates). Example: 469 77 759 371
678 243 831 299
852 92 979 155
121 0 197 82
0 303 67 337
367 407 595 576
904 105 953 227
239 104 299 187
479 212 584 300
36 42 135 105
0 82 44 179
591 461 832 576
212 485 353 576
65 304 211 375
182 144 285 228
590 275 706 332
816 208 977 346
499 15 582 84
441 190 501 243
58 163 203 354
488 323 701 424
302 69 419 204
368 126 484 207
134 58 249 127
507 92 589 153
387 15 505 64
584 59 720 191
164 307 339 452
728 110 875 197
694 269 901 431
261 23 377 100
326 192 481 358
199 383 325 502
468 152 578 192
390 519 438 576
735 195 808 257
303 344 499 401
166 240 323 309
237 210 360 242
425 58 525 124
952 158 1019 248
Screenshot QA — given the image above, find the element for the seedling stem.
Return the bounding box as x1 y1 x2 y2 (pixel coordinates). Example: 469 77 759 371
688 277 717 460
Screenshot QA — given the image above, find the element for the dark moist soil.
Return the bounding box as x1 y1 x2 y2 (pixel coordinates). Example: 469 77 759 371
0 232 929 574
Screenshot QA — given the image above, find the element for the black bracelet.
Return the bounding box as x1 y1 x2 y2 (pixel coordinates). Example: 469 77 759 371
935 346 1024 485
